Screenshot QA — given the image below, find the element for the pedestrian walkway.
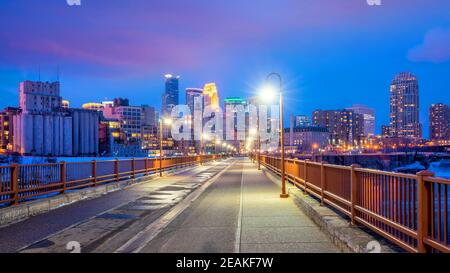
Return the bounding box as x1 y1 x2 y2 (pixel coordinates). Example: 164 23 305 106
0 160 229 253
141 159 340 253
237 160 339 253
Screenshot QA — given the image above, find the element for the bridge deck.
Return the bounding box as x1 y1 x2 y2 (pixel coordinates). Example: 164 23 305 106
0 158 339 253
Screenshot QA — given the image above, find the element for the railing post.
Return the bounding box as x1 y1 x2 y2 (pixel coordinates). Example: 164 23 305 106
304 159 309 192
131 158 135 179
60 161 66 194
144 158 148 176
92 160 97 187
114 159 119 182
350 164 360 226
320 161 325 205
10 164 18 206
417 170 434 253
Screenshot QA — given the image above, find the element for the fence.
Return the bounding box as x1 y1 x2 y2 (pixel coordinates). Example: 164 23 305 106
0 155 224 207
257 154 450 253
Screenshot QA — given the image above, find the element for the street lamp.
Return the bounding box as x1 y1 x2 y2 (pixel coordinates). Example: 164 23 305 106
260 72 288 198
200 133 209 165
249 127 261 170
159 117 172 177
215 139 221 155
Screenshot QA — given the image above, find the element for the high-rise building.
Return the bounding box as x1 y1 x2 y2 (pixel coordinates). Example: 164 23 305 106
203 83 219 110
389 72 422 138
140 105 159 151
429 103 450 141
346 104 375 137
185 88 203 115
185 88 203 153
141 105 158 127
162 74 180 116
103 104 142 145
312 109 364 146
224 97 247 151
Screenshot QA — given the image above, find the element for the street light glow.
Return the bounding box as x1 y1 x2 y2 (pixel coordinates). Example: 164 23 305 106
259 85 276 103
163 118 172 125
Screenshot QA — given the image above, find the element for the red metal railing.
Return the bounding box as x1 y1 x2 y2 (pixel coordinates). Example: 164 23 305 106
0 155 224 207
258 155 450 253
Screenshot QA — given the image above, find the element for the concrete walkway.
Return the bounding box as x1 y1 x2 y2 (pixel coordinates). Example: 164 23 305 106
0 160 230 253
237 160 339 253
4 158 340 253
141 159 339 253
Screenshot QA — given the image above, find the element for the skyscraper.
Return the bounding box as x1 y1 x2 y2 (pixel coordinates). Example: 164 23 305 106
185 88 203 115
346 104 375 137
162 74 180 116
224 97 247 151
203 83 219 110
389 72 422 138
429 103 450 141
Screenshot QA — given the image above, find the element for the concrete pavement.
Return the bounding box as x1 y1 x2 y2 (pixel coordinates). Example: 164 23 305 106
140 159 339 253
0 159 231 253
1 158 340 253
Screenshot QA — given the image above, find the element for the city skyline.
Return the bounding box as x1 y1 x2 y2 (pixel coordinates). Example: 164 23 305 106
1 1 450 138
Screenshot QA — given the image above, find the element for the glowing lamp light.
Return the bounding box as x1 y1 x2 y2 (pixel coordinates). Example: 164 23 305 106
259 85 276 103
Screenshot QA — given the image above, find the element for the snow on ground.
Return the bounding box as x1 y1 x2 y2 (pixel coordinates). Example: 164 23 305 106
428 161 450 179
0 155 157 166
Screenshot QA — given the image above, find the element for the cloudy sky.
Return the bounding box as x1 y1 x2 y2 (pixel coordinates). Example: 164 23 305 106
1 0 450 136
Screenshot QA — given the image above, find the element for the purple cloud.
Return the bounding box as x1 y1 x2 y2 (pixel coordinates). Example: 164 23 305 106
408 27 450 63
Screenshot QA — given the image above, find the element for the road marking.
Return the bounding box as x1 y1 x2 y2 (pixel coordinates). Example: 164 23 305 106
234 162 245 253
115 160 236 253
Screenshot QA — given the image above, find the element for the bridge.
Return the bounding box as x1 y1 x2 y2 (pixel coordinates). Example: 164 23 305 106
0 155 448 253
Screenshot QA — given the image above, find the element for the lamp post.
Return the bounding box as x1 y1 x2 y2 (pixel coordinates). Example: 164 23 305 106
159 118 172 177
215 139 221 155
257 126 261 170
200 133 203 165
261 72 288 198
200 133 208 165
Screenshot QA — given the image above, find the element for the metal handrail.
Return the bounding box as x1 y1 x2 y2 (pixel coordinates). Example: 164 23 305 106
256 154 450 253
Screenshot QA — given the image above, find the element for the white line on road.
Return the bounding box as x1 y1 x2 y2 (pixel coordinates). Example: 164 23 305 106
115 160 237 253
234 162 245 253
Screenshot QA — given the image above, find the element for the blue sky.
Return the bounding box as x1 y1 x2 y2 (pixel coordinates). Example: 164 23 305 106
1 0 450 137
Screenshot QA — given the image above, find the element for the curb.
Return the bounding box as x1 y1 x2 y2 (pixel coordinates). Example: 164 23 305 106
261 167 403 253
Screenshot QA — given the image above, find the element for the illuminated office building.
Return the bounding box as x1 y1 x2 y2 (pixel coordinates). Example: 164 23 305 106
203 83 219 110
389 72 422 139
429 103 450 141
